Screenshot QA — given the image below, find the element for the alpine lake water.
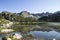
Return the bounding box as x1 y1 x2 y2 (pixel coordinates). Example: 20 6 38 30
0 22 60 40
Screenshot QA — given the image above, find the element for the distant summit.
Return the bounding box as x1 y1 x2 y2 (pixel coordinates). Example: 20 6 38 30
32 12 52 17
0 11 60 22
18 11 30 17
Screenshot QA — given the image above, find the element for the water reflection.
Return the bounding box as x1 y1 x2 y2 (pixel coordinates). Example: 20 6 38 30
29 30 60 40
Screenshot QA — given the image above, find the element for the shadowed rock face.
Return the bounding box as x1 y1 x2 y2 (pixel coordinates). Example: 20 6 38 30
2 37 7 40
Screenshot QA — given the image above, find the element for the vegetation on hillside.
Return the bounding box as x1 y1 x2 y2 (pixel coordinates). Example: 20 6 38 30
0 11 60 22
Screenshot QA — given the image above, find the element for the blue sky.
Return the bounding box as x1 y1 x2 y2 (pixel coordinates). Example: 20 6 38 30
0 0 60 13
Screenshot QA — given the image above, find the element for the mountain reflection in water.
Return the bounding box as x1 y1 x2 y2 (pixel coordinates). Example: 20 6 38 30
29 30 60 40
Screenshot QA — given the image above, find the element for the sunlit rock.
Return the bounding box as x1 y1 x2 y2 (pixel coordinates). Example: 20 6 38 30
53 38 56 40
13 33 23 39
1 29 14 33
7 38 11 40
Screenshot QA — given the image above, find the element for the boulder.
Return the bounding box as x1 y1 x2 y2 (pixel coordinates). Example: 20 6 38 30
1 29 14 33
7 38 11 40
13 33 23 39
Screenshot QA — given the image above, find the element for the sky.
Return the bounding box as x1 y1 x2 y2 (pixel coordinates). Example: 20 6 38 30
0 0 60 13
